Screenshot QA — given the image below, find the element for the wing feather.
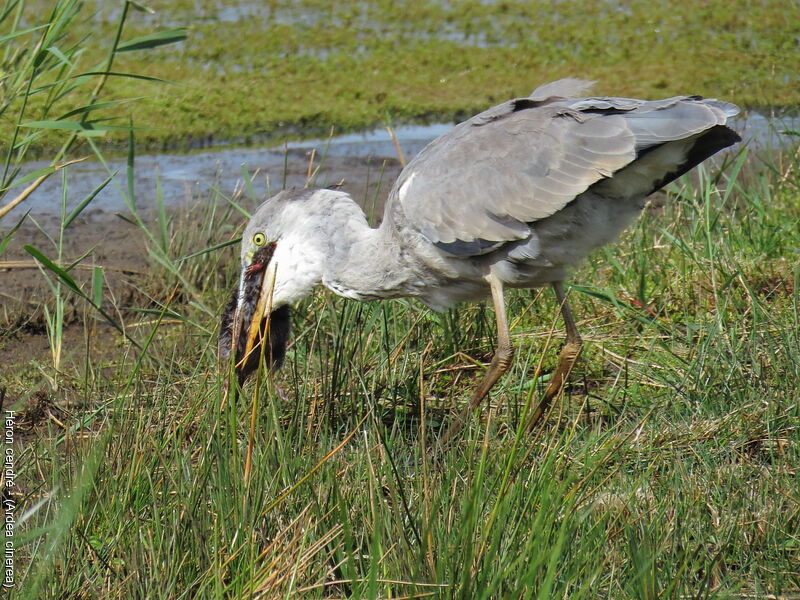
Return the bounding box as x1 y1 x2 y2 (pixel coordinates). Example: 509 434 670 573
386 82 738 253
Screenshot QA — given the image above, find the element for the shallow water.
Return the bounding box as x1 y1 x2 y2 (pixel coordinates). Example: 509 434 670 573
4 124 450 223
4 113 797 224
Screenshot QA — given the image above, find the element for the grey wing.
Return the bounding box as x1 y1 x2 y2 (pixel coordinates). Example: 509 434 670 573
386 87 738 256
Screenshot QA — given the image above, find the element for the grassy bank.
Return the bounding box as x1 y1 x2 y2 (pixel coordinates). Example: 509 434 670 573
6 142 800 596
13 0 800 153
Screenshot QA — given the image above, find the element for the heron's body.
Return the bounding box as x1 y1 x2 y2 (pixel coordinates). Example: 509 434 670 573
255 185 643 310
221 79 740 431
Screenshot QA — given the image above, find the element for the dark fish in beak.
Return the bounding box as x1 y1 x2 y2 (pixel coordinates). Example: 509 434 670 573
219 245 290 385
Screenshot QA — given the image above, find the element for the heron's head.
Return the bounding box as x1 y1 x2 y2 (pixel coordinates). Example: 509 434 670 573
219 189 330 384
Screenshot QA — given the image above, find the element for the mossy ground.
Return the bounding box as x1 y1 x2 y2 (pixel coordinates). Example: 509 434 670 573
15 0 800 153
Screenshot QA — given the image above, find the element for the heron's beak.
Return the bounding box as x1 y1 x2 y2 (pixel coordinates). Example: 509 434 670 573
239 259 276 362
219 247 290 385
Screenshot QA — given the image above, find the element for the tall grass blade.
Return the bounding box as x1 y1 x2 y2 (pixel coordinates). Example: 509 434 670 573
177 238 240 263
63 171 114 228
91 266 103 308
116 28 187 52
0 210 27 253
0 157 86 220
56 98 144 120
72 70 176 84
155 172 169 252
24 244 140 348
21 433 109 598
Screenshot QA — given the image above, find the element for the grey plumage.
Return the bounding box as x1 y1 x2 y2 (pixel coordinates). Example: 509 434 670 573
221 79 740 430
387 80 739 253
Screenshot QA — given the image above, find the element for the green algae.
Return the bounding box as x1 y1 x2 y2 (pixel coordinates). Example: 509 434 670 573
12 0 800 152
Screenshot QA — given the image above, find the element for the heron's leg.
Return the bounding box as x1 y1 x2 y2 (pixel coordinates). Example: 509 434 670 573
469 272 514 409
527 281 583 430
437 272 514 447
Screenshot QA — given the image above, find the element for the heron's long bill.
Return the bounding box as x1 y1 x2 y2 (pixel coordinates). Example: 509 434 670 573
219 246 290 385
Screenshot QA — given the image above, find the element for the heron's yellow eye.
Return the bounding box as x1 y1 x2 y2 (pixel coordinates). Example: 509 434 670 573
252 233 266 247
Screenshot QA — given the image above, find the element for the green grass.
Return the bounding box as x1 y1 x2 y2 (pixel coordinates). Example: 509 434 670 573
10 0 800 154
5 143 800 598
0 0 184 221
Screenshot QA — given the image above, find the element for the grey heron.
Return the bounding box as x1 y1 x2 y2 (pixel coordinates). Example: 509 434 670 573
219 78 740 433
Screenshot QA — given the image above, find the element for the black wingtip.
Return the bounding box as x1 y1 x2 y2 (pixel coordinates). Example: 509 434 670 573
650 125 742 192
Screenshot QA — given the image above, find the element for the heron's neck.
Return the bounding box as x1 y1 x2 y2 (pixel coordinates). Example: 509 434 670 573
321 208 417 302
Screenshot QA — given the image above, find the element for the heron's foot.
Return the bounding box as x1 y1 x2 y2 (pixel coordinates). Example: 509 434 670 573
435 344 515 450
470 344 515 409
526 339 583 431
